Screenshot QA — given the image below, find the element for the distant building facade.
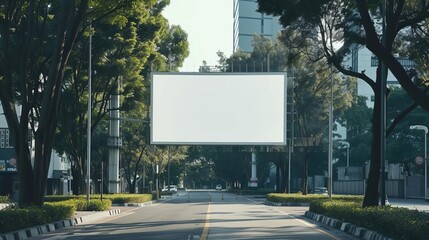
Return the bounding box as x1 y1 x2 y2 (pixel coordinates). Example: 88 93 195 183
343 47 416 107
232 1 416 108
233 0 282 53
0 106 72 200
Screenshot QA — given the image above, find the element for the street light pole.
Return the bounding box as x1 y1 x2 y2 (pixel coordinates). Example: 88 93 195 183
86 21 92 204
410 125 428 200
328 64 334 198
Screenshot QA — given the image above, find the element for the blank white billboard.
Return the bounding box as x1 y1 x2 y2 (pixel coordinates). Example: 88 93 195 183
151 73 287 145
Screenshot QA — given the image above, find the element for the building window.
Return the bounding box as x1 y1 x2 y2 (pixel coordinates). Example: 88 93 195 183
371 56 416 68
0 129 4 148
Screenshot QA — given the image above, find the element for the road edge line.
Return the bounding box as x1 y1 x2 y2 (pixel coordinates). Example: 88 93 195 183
200 202 211 240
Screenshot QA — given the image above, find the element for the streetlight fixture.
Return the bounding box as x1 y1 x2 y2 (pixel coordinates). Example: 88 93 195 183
410 125 428 200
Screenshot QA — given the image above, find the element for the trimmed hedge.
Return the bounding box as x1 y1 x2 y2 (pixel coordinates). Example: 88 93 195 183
232 188 276 195
46 198 112 211
44 194 152 204
266 193 363 203
0 204 74 234
104 194 152 204
310 199 429 240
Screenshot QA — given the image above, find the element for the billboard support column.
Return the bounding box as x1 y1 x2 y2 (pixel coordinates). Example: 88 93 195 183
249 150 258 187
108 79 122 193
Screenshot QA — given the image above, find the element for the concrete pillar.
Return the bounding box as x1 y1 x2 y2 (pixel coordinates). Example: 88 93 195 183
249 152 258 187
108 83 121 193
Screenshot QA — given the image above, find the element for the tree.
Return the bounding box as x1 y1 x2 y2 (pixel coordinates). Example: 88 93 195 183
293 59 354 194
386 87 429 166
148 145 188 189
120 109 148 194
226 34 354 194
54 1 189 195
257 0 429 207
341 96 372 167
0 0 93 206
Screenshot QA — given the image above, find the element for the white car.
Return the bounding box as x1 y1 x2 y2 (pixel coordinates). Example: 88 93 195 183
162 185 178 192
215 184 222 191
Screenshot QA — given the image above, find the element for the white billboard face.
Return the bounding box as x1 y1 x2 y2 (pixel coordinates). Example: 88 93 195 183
151 73 287 145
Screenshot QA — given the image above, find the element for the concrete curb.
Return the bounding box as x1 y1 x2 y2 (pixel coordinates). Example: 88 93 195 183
305 211 393 240
264 200 310 206
112 200 157 207
0 209 121 240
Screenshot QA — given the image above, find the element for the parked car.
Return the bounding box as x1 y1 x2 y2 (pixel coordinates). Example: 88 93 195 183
162 185 178 192
215 184 222 191
314 187 328 195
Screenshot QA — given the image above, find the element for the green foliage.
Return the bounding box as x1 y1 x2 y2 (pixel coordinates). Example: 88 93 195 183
83 200 112 211
44 195 83 202
46 199 111 211
232 189 275 196
310 199 429 240
44 194 152 204
0 195 10 203
266 193 363 203
0 205 75 234
103 194 152 204
256 0 429 207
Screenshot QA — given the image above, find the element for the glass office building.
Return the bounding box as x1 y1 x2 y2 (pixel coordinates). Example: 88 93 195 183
233 0 283 53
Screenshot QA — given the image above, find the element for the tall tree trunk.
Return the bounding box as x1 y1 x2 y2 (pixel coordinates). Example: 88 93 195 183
34 124 58 205
363 83 382 207
275 164 281 193
71 162 84 195
301 151 308 195
16 129 36 206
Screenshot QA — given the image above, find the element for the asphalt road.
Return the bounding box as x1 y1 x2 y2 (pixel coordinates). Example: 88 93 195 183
32 191 358 240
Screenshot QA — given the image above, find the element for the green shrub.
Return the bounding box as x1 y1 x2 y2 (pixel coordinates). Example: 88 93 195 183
102 194 152 204
0 204 75 234
45 194 152 204
42 204 75 220
232 188 275 195
310 199 429 240
84 199 112 211
47 198 112 211
44 195 83 202
0 195 10 203
266 193 363 204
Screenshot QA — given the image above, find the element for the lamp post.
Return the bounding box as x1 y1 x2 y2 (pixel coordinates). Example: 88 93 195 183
410 125 428 200
328 64 334 198
86 21 92 204
339 141 350 179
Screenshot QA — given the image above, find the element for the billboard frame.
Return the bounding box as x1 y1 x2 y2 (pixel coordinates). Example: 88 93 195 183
150 72 287 145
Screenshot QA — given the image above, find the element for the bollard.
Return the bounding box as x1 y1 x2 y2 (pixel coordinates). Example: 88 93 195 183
222 193 224 200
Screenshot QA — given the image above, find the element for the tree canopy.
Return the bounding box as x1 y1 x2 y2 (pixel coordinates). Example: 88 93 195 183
0 0 189 205
257 0 429 206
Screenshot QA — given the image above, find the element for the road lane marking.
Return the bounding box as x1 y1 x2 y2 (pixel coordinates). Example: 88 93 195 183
200 202 211 240
243 196 343 240
273 207 342 240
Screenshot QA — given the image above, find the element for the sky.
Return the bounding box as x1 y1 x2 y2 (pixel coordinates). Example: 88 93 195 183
163 0 233 72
